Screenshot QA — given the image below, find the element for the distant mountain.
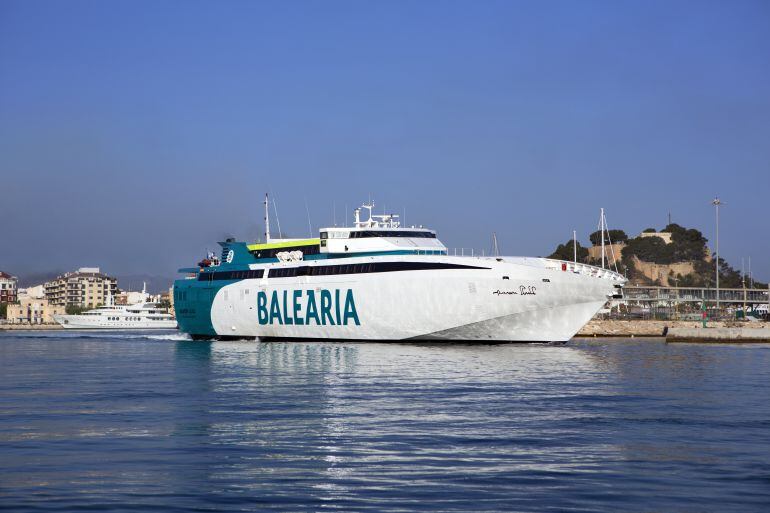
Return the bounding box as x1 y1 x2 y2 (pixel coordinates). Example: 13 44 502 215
16 271 65 288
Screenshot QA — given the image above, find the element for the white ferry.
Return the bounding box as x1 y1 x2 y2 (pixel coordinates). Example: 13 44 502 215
173 198 625 342
54 288 177 330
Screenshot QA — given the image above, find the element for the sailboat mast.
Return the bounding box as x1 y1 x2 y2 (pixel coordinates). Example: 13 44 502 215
600 207 606 269
264 193 271 243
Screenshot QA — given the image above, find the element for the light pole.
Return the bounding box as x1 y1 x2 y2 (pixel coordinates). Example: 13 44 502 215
712 197 722 313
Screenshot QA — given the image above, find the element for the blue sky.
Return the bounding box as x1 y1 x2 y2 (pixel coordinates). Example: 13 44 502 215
1 0 769 282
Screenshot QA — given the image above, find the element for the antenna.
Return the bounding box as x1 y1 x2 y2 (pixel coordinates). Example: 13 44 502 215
492 232 500 257
333 201 337 227
304 197 313 238
264 193 271 242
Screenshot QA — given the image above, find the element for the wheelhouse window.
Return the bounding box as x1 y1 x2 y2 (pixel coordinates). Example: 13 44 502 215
348 230 436 239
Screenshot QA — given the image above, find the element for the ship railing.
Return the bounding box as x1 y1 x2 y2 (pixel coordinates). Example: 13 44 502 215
541 259 625 282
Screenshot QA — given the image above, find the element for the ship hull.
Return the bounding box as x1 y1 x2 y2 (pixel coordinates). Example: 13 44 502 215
53 315 177 330
175 256 622 342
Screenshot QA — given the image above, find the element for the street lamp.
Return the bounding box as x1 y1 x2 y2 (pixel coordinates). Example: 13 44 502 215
712 197 722 313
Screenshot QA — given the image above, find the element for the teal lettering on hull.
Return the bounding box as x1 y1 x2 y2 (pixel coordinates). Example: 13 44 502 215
256 289 360 326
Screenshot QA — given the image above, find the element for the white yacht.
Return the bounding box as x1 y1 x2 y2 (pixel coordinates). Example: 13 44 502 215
173 198 626 342
54 287 177 330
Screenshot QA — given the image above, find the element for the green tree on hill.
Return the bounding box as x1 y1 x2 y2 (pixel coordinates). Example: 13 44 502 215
548 240 589 262
589 229 628 246
663 224 709 261
622 235 674 263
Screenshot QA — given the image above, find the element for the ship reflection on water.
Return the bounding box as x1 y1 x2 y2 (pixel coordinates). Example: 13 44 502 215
0 333 768 512
164 338 770 511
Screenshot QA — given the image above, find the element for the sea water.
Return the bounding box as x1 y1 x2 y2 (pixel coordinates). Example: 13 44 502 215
1 331 769 512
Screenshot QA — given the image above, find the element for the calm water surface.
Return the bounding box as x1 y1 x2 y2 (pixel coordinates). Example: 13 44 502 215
1 331 769 512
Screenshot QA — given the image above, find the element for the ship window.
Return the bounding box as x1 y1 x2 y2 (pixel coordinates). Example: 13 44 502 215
320 232 328 239
349 230 436 238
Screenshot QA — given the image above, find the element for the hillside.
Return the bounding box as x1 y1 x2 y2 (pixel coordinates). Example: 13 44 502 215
549 223 764 288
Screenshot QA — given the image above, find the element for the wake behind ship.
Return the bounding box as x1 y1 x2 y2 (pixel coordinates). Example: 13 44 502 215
174 199 625 342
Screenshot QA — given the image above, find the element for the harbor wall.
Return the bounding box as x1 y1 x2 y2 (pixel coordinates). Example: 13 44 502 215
666 327 770 342
576 319 769 337
0 324 63 331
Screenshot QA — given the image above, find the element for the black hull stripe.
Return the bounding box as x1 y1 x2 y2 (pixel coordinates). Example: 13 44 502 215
199 262 489 282
268 261 489 278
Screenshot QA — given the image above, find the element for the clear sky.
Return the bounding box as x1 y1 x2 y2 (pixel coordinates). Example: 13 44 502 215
1 0 769 282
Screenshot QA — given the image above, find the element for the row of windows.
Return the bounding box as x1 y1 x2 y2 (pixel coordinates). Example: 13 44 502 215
107 316 165 321
321 230 436 239
351 230 436 239
268 261 487 278
198 270 265 282
184 262 489 291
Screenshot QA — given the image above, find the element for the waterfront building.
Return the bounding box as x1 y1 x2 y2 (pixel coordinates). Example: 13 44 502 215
119 290 149 305
18 284 46 300
44 268 118 308
0 271 18 304
6 297 65 325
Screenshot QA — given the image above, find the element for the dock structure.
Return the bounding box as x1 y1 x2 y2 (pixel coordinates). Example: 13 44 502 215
612 286 769 320
620 285 768 305
666 326 770 343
